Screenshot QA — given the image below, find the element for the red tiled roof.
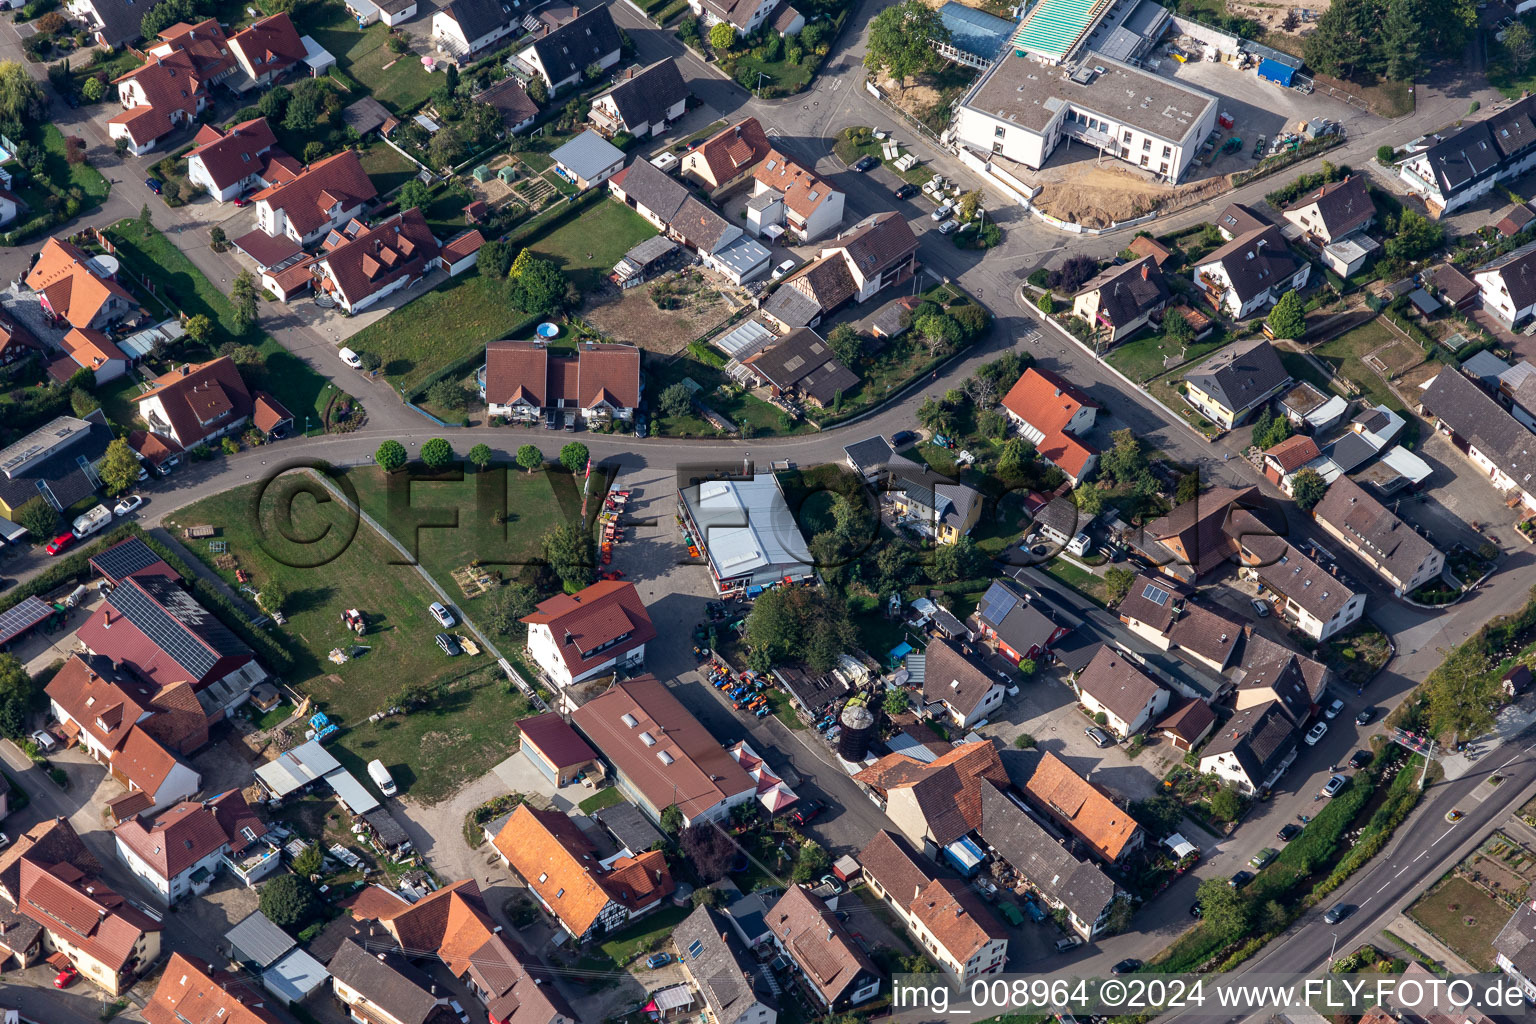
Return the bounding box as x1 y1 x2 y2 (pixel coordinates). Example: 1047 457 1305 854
113 790 265 880
232 228 302 268
135 356 254 448
317 207 440 309
229 13 306 79
18 857 162 973
521 580 656 679
114 724 181 799
251 392 293 434
127 429 184 468
442 229 485 263
1001 367 1100 480
484 340 548 407
690 117 770 187
754 148 838 221
1264 434 1321 473
145 955 280 1024
25 237 136 329
516 712 596 768
186 117 282 192
62 327 128 372
252 150 377 237
1025 751 1142 861
574 342 640 410
853 741 1007 845
0 312 41 361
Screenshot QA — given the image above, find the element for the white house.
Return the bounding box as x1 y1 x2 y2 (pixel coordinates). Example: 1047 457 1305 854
432 0 519 57
915 638 1004 731
589 60 688 140
1070 646 1170 739
521 580 655 690
1311 476 1445 596
1475 245 1536 327
514 5 621 93
1396 93 1536 218
1000 367 1100 485
688 0 783 35
1421 366 1536 514
819 212 919 302
253 150 378 246
312 209 442 315
748 149 845 242
114 791 275 903
1195 224 1311 319
185 118 299 203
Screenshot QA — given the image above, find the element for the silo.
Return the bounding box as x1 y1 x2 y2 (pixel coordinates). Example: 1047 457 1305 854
837 701 877 761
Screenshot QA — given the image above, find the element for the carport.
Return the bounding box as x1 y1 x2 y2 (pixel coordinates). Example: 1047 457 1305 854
0 597 54 651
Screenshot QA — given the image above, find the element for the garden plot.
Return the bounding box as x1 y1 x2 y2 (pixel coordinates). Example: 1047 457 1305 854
586 268 740 355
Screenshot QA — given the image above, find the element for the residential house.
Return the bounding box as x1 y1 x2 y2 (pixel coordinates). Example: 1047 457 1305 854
1115 574 1241 671
1137 484 1263 580
738 328 857 408
514 5 622 92
476 77 538 135
0 413 113 520
1420 366 1536 513
0 313 41 369
0 187 18 228
1475 243 1536 327
820 212 920 303
45 653 206 812
1430 263 1480 311
589 60 688 139
570 675 757 825
1498 204 1535 237
1231 632 1330 724
492 804 674 942
135 356 255 451
1127 235 1173 267
916 637 1004 730
761 253 857 330
1396 93 1536 217
432 0 522 58
0 818 162 995
772 4 805 34
676 474 816 595
482 339 641 424
1000 367 1100 485
1072 257 1170 346
1195 225 1310 319
1216 202 1269 241
109 20 237 154
976 784 1119 939
253 150 378 246
521 580 656 690
843 435 923 483
858 831 1008 982
1155 697 1218 751
515 712 597 785
25 237 136 330
1281 174 1375 245
145 954 282 1024
75 574 267 717
228 13 306 87
328 939 459 1024
313 209 442 314
672 905 778 1024
66 0 146 48
765 886 881 1011
186 118 301 202
748 149 845 242
114 790 275 903
1069 646 1170 739
343 880 577 1024
1501 360 1536 431
606 157 770 283
883 467 983 544
1182 338 1293 429
1496 899 1536 1002
550 131 626 191
852 740 1009 855
1233 517 1365 641
1023 751 1144 865
682 117 772 194
1261 434 1323 496
689 0 783 33
1311 476 1444 595
1199 699 1300 795
61 328 129 385
974 579 1072 664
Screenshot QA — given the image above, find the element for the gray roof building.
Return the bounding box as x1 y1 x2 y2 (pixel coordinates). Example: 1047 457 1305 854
673 905 778 1024
1202 226 1305 306
329 939 456 1024
227 911 296 969
1312 476 1440 589
742 328 857 407
1495 896 1536 984
592 801 664 854
550 131 625 183
976 784 1116 931
1421 367 1536 498
528 5 621 86
594 60 688 133
1200 699 1299 789
1185 338 1292 419
1077 256 1169 330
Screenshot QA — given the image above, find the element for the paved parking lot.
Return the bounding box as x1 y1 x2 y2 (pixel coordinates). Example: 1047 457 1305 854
1406 431 1527 549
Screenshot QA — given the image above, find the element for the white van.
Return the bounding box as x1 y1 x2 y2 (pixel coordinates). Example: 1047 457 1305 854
72 504 112 539
650 151 679 173
367 759 397 797
338 347 362 369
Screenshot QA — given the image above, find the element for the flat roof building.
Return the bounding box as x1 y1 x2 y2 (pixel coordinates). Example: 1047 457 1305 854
678 474 815 595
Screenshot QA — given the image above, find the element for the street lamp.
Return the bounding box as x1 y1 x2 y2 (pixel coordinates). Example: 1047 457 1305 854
1329 932 1339 962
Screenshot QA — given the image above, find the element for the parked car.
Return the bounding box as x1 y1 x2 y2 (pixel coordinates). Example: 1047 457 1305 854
930 201 954 221
435 633 461 657
1251 599 1270 617
1324 698 1345 719
114 495 143 516
29 729 57 752
893 183 919 200
449 1001 470 1024
852 155 878 172
645 953 673 969
1355 706 1377 725
938 218 960 235
429 601 455 628
818 873 846 894
771 258 797 281
1085 726 1113 748
1320 773 1348 798
791 799 824 825
339 347 363 369
54 965 78 989
45 532 75 556
1228 870 1254 888
1112 958 1142 975
890 430 917 447
145 178 163 194
1277 823 1301 842
1054 936 1082 953
1304 721 1328 745
1323 903 1354 924
1249 847 1277 869
231 197 248 207
1349 749 1373 769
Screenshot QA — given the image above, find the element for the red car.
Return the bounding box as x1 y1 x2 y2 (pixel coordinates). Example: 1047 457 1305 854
231 197 248 207
45 532 75 556
54 965 78 988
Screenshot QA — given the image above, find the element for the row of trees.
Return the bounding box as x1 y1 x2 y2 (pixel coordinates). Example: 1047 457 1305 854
373 438 588 474
1303 0 1475 84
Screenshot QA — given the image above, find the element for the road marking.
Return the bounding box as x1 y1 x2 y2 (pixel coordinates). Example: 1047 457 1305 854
1414 850 1427 861
1377 882 1390 893
1431 827 1455 846
1360 897 1372 908
1395 865 1408 877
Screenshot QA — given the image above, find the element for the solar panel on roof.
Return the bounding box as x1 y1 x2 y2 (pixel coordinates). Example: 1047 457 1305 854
980 583 1018 625
90 537 168 584
0 596 52 645
1142 584 1169 606
107 580 222 679
687 938 704 960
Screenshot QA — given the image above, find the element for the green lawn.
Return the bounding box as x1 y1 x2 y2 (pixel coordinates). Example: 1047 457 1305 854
600 905 693 966
43 126 110 207
1106 331 1228 384
104 219 334 423
577 787 625 814
346 269 538 394
301 12 435 113
95 374 144 431
646 357 813 439
165 479 532 801
358 143 420 197
1406 875 1502 971
525 201 657 295
342 464 567 590
1311 319 1409 414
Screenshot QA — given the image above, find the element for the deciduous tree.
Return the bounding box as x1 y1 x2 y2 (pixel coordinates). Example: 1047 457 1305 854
709 21 736 51
863 0 948 90
542 520 595 590
468 443 494 470
659 382 693 418
420 437 454 469
98 437 141 496
1266 290 1306 340
1290 467 1327 511
486 581 540 638
260 874 320 931
559 441 589 474
375 440 407 472
516 444 543 473
0 654 35 738
680 822 737 882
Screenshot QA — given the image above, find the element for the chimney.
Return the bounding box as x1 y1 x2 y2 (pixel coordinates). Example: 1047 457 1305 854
1141 263 1150 280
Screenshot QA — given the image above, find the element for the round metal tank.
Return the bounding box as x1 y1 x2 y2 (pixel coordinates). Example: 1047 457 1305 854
837 702 877 761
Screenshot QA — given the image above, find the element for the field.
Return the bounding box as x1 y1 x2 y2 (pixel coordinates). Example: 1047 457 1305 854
585 270 738 355
103 220 334 423
525 201 657 295
302 11 435 113
1406 875 1506 971
166 476 546 801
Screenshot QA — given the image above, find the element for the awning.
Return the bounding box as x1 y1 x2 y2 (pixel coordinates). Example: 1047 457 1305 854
1164 833 1198 859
